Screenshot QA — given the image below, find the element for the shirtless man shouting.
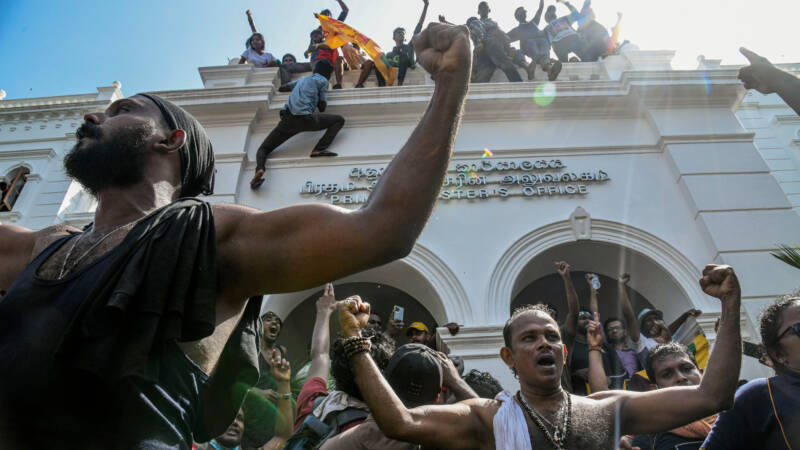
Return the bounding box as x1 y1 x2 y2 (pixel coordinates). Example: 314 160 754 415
338 265 742 449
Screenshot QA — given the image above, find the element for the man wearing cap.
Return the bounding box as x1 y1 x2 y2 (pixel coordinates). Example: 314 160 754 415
639 307 702 347
320 344 477 449
407 321 456 354
0 22 473 447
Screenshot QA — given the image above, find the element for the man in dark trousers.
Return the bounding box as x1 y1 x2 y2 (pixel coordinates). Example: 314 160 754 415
250 59 343 189
475 1 523 83
508 0 562 81
0 22 473 448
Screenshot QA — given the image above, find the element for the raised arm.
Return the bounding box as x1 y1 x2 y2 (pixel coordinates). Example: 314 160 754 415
336 0 349 21
609 265 742 435
339 298 494 449
307 283 338 381
617 273 640 342
556 261 579 338
586 313 609 393
738 48 800 115
532 0 545 25
437 351 479 401
246 9 257 33
269 349 295 442
564 1 580 22
214 24 472 298
586 273 600 315
413 0 430 36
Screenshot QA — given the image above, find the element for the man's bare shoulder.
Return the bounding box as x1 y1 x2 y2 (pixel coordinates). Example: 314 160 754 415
462 397 502 426
1 223 75 256
210 203 258 238
29 224 81 256
0 223 79 291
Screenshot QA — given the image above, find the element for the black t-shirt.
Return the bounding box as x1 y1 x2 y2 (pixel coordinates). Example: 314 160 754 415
569 339 624 395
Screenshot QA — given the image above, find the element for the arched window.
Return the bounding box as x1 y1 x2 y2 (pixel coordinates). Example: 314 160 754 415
1 167 29 212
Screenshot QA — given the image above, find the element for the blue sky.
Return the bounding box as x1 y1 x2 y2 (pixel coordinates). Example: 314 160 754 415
1 0 798 100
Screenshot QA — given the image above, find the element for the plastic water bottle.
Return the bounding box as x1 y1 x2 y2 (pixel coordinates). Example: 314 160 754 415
591 274 601 290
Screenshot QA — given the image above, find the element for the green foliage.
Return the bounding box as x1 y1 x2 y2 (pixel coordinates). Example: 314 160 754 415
771 244 800 270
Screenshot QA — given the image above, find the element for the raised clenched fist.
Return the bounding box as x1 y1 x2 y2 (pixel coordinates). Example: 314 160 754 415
699 264 740 302
554 261 570 278
338 295 371 338
413 23 472 82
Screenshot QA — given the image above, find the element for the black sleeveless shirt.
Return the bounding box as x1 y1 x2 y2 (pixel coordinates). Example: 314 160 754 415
0 235 209 449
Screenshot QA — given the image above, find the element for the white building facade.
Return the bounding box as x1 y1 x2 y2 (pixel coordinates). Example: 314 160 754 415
2 52 799 389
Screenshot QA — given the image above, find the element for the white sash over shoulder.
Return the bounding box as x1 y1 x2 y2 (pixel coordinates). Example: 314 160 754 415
493 390 533 450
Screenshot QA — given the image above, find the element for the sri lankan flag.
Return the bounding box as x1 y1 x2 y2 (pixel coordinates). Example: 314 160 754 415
687 333 710 371
316 14 397 86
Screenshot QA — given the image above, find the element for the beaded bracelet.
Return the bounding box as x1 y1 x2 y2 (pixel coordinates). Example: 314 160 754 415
343 336 371 359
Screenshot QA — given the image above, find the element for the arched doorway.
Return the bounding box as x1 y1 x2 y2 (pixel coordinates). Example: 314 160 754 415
508 239 692 323
274 282 439 371
486 219 710 325
262 248 470 371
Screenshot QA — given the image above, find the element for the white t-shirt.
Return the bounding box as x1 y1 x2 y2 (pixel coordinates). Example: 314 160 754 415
240 48 276 68
635 335 659 352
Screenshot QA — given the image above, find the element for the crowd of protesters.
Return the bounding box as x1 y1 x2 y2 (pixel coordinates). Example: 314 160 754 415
2 3 800 449
244 0 631 188
241 0 626 83
197 258 800 449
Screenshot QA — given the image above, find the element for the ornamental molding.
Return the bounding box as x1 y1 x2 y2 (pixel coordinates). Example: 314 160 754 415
262 242 471 324
0 211 22 224
147 68 748 128
403 243 473 324
246 144 661 171
0 148 56 161
773 114 800 125
484 219 710 325
656 132 756 148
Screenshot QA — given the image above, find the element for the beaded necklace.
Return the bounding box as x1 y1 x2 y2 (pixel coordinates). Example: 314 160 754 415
517 390 572 449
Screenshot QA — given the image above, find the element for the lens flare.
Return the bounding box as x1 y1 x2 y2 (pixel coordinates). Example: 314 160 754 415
534 82 557 106
702 73 712 94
